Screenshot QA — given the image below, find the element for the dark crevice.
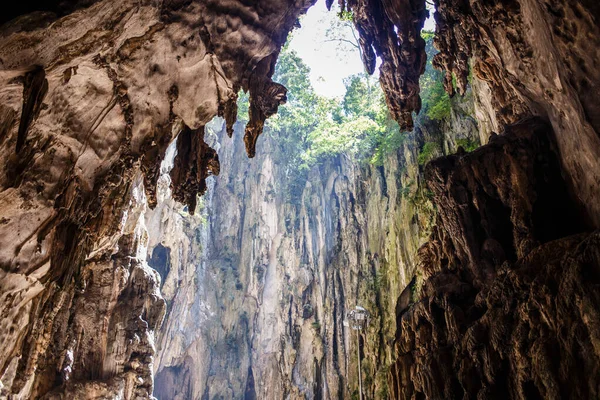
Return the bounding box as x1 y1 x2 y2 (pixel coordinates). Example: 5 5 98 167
0 0 99 25
16 66 48 153
148 244 171 288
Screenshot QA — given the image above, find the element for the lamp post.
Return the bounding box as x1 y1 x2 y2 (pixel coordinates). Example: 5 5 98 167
347 306 370 400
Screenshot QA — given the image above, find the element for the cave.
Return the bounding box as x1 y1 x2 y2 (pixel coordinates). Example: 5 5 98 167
0 0 599 399
148 244 171 287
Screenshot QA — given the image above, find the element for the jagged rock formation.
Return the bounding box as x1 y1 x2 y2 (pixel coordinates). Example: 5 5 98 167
384 1 600 397
0 0 313 397
151 119 420 399
0 0 599 399
432 0 600 225
390 118 599 399
331 0 429 131
149 98 479 399
338 0 600 223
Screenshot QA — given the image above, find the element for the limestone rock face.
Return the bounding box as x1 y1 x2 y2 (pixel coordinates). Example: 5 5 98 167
0 171 165 399
149 119 424 399
148 89 479 398
382 2 600 393
0 0 599 399
432 0 600 225
335 0 600 223
383 1 600 395
0 0 313 397
333 0 429 131
390 119 600 399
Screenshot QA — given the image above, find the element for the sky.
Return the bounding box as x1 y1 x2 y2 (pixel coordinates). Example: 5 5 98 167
287 1 436 98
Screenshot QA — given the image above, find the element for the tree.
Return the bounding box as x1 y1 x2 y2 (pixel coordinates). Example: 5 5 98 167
342 74 381 119
323 12 364 64
419 30 451 121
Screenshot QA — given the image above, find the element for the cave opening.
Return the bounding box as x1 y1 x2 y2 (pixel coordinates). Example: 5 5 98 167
147 3 487 398
148 243 171 288
1 0 600 399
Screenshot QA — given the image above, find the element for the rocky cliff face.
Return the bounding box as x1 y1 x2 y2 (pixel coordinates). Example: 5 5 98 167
149 95 479 399
150 118 419 399
433 0 600 225
390 118 598 399
0 0 599 399
0 0 313 397
384 0 600 397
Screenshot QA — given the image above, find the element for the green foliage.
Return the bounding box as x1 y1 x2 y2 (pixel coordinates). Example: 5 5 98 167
339 74 405 166
421 29 437 42
418 142 440 166
264 47 396 204
266 49 327 203
236 90 249 122
400 180 414 199
373 269 388 292
368 31 460 165
411 269 424 302
377 381 390 398
419 30 452 122
311 321 321 331
342 75 380 120
456 138 479 152
258 31 460 204
425 85 452 121
306 115 382 162
338 9 353 21
370 130 406 166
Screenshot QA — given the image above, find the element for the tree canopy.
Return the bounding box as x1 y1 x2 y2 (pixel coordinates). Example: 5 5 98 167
235 31 455 200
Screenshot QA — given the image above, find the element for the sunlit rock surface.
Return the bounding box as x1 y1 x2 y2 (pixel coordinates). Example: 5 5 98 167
0 0 599 399
149 118 425 399
149 105 479 398
0 0 312 397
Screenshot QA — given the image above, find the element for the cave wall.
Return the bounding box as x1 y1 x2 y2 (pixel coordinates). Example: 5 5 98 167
384 1 600 398
390 118 600 399
0 0 599 398
0 0 314 397
432 0 600 226
149 97 479 399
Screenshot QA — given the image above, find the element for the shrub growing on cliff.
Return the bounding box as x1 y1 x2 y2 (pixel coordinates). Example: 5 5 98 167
456 138 479 152
418 142 440 165
424 84 452 121
370 129 406 166
419 30 452 122
311 320 321 333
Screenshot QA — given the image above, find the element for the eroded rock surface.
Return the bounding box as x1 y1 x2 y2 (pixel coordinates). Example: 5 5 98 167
333 0 429 131
0 0 599 398
432 0 600 226
390 119 599 399
0 0 313 397
150 119 421 399
149 94 479 398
